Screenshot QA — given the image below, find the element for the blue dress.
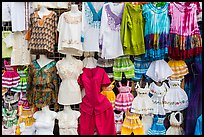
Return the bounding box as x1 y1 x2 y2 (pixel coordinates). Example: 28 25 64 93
142 2 170 61
194 115 202 135
148 115 166 135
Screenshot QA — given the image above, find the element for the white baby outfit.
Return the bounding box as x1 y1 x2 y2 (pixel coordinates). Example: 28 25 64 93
114 111 124 135
164 79 189 112
33 110 57 135
131 82 154 114
57 11 83 56
146 59 174 82
149 82 168 115
166 112 184 135
57 109 80 135
56 57 83 105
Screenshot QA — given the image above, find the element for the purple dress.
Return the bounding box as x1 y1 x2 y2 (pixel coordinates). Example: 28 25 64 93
184 62 202 135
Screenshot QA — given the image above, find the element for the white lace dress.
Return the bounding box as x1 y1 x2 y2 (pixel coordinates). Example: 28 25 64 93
57 110 80 135
166 112 184 135
149 82 168 115
164 80 189 112
56 57 83 105
114 111 124 135
131 82 154 114
58 11 83 56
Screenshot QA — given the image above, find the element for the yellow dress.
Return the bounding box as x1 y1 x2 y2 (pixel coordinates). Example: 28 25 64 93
101 81 116 108
121 111 144 135
168 60 189 80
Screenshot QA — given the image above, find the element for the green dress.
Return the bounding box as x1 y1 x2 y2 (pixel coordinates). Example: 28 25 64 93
2 31 13 58
120 3 145 56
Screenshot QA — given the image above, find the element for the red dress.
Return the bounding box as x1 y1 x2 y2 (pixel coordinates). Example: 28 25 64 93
78 67 116 135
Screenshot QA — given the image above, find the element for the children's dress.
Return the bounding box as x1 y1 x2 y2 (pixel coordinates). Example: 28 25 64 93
168 2 202 60
131 82 154 114
148 115 166 135
2 107 18 129
146 59 173 82
168 60 189 80
132 56 151 81
101 81 116 108
113 55 135 81
114 111 124 135
115 81 134 112
121 111 144 135
2 60 20 88
166 111 184 135
149 82 168 115
164 80 189 112
11 67 28 92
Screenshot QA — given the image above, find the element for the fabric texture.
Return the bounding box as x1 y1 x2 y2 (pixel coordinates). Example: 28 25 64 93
114 111 124 135
26 60 59 110
148 115 166 135
28 11 58 55
2 31 13 59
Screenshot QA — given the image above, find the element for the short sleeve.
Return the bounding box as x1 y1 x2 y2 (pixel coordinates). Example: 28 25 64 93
168 2 173 16
101 69 111 86
3 33 14 48
77 74 84 88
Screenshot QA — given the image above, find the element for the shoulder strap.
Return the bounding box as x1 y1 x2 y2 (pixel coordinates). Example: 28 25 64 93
145 82 149 88
135 82 140 88
118 81 122 87
110 80 115 85
175 111 183 124
127 80 130 87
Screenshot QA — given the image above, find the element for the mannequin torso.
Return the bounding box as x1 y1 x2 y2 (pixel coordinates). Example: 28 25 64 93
70 4 81 16
38 6 51 18
83 56 97 68
37 55 54 68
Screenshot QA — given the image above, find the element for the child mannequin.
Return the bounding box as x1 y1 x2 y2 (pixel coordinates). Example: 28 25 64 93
37 55 54 68
57 105 80 135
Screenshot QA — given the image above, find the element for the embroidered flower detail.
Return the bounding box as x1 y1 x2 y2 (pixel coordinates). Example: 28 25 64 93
64 14 82 24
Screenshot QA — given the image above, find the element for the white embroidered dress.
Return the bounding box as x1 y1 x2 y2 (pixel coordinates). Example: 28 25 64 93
58 11 83 56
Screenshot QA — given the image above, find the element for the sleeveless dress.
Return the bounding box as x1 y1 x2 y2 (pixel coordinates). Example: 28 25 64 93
131 82 154 114
149 82 168 115
115 81 134 112
114 111 124 135
166 111 184 135
101 80 116 108
148 115 166 135
121 111 144 135
164 80 189 112
2 60 20 88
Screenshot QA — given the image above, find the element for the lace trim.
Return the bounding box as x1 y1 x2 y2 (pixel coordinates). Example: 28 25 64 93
64 14 82 24
84 3 101 28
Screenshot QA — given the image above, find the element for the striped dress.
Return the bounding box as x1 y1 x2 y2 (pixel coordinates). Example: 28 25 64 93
11 67 28 92
2 60 20 88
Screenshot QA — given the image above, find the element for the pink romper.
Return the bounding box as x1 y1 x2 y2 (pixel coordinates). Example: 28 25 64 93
2 60 20 88
78 67 116 135
115 81 134 112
